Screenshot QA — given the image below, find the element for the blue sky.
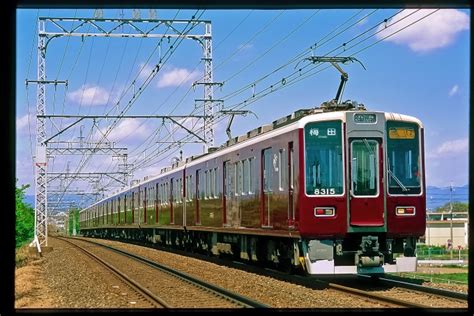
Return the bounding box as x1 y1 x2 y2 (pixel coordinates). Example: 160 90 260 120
16 8 470 197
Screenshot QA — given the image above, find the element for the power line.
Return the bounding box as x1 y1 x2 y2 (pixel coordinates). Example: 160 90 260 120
55 10 205 204
128 9 438 174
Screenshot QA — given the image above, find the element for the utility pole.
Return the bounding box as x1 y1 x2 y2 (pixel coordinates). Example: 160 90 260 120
449 182 454 259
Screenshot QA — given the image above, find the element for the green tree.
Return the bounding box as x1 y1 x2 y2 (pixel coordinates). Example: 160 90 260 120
434 201 468 213
68 208 80 236
16 181 34 248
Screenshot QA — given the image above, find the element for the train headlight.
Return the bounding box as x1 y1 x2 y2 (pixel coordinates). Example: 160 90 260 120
314 207 335 217
396 206 416 216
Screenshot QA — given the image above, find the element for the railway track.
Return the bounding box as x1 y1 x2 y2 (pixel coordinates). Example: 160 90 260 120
358 274 468 302
55 237 168 308
304 274 468 309
268 273 428 308
57 237 268 308
129 238 467 308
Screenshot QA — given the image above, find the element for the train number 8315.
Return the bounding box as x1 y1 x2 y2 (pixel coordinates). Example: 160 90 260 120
314 188 336 195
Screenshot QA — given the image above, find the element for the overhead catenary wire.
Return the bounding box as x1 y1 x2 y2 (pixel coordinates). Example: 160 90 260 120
24 8 41 168
123 9 376 173
124 9 386 173
127 9 435 175
55 10 205 205
54 9 181 200
115 10 261 159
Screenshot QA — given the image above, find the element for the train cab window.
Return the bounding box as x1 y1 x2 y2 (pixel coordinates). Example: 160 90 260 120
386 121 421 194
351 139 379 196
304 121 344 196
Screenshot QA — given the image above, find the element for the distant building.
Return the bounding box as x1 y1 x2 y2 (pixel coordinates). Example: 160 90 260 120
420 212 469 248
50 211 68 231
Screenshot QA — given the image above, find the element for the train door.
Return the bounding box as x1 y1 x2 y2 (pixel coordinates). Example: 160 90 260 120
155 183 159 224
223 161 230 225
261 148 273 227
196 170 201 224
349 138 384 226
144 187 147 224
288 142 295 228
137 189 141 225
170 178 174 224
118 197 121 224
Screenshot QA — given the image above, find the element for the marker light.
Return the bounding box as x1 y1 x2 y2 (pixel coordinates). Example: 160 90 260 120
314 207 335 217
396 206 416 216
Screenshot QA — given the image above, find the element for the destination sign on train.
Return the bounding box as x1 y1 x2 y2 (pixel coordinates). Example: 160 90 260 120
353 113 377 124
388 127 416 139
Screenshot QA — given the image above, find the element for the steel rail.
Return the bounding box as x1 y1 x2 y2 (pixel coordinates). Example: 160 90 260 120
71 237 269 308
358 274 468 302
304 277 430 308
55 237 170 308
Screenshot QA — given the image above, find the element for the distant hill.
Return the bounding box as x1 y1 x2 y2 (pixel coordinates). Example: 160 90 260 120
426 185 468 211
25 185 468 213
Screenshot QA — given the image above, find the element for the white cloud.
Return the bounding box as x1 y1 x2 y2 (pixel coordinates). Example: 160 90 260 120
448 84 459 96
375 9 469 52
238 43 253 51
67 84 110 106
357 17 368 26
16 113 34 134
157 67 200 88
100 118 151 143
137 62 157 81
435 138 468 156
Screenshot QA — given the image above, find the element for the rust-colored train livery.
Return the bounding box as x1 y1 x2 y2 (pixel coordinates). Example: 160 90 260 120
80 102 425 274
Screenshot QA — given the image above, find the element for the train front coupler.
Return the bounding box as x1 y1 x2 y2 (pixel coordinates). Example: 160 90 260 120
355 235 384 268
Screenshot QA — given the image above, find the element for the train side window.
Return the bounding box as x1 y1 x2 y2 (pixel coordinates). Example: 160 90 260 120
263 148 273 192
214 168 218 198
203 170 208 199
213 168 217 198
290 145 294 190
243 160 249 195
209 169 213 198
234 162 239 196
208 169 211 199
185 176 189 202
196 170 201 200
278 149 285 191
249 157 255 194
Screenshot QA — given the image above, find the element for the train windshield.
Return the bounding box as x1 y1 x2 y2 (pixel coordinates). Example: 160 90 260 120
386 121 421 195
304 120 344 196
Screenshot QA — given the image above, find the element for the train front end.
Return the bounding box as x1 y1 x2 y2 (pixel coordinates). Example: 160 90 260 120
298 109 425 274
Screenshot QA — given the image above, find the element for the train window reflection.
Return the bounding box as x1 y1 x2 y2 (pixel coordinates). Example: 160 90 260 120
387 121 421 194
351 139 378 196
304 121 343 196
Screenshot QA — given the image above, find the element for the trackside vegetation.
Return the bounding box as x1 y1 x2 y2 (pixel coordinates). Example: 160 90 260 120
16 181 34 248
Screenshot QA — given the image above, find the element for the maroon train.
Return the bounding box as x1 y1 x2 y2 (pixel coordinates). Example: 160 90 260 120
79 101 426 274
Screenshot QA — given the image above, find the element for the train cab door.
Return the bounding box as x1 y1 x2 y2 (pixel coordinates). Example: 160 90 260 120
261 148 273 228
349 138 385 226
